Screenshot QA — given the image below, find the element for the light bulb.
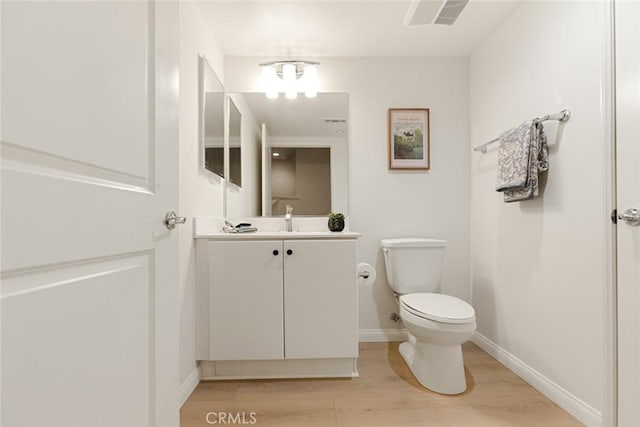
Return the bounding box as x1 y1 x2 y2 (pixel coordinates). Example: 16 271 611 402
303 64 318 98
283 63 298 99
285 90 298 100
282 63 296 83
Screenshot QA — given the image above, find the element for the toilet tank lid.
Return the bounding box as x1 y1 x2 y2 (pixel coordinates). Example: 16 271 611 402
381 238 446 248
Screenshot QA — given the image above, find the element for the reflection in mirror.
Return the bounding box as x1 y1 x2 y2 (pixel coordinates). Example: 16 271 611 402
271 148 331 215
228 98 241 187
200 56 224 179
226 93 348 217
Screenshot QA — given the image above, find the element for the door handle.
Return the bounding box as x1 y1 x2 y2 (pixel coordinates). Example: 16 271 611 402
618 208 640 226
164 211 187 230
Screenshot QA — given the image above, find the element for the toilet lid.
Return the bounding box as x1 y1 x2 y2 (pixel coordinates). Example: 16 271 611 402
400 293 475 324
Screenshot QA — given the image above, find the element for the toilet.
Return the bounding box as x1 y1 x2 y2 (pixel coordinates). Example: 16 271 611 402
381 238 476 395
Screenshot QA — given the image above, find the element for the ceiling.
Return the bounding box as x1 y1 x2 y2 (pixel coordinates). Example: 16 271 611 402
197 0 522 58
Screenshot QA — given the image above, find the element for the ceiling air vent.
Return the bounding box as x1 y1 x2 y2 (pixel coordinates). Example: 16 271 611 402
404 0 470 26
434 0 470 25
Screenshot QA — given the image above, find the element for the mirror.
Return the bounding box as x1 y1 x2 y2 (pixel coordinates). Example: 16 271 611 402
226 92 348 217
200 56 224 179
228 97 242 187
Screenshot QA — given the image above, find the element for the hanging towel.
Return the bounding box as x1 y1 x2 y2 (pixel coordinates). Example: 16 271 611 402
495 120 548 202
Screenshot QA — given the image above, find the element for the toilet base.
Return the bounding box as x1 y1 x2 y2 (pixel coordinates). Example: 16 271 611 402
399 339 467 395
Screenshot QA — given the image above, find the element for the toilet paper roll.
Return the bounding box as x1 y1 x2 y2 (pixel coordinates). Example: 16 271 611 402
357 262 376 285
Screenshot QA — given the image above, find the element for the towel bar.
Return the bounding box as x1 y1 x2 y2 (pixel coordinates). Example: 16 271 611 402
473 109 571 154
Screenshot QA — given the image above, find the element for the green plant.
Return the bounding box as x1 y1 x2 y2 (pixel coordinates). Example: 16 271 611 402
328 212 345 231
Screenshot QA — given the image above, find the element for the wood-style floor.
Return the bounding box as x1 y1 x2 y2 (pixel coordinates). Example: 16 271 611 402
181 342 582 426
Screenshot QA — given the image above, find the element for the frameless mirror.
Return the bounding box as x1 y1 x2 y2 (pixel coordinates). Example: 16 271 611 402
225 93 348 217
200 56 224 179
228 97 242 187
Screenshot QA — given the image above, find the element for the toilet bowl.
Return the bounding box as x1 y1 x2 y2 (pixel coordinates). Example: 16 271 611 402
399 293 476 394
381 238 476 395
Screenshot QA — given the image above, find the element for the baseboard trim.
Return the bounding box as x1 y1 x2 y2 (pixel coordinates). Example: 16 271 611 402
471 332 602 427
358 328 408 342
179 367 200 408
199 358 357 380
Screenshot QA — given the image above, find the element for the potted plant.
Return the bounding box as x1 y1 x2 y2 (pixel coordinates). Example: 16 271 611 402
327 212 345 232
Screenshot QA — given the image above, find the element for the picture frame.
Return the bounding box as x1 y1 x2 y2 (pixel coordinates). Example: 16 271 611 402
388 108 430 170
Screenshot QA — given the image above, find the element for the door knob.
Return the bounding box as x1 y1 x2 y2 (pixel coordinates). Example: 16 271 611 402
618 208 640 226
164 211 187 230
286 249 293 255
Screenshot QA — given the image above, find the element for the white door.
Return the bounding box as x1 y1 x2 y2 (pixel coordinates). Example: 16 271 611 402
615 1 640 425
261 123 272 216
1 2 179 426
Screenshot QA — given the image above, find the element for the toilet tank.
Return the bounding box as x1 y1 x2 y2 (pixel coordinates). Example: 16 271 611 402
381 238 446 295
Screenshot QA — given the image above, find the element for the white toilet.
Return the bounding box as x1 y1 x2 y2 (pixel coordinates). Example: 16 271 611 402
381 238 476 395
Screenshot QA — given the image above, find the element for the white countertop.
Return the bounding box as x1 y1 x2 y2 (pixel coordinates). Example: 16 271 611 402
193 217 361 240
194 230 361 240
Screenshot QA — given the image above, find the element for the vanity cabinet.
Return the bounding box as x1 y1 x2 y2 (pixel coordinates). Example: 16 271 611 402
207 239 357 361
196 233 359 379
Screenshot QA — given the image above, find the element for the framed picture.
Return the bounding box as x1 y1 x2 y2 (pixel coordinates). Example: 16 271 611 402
388 108 430 170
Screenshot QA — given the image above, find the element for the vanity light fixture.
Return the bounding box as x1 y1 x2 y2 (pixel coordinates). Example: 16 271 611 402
260 60 319 100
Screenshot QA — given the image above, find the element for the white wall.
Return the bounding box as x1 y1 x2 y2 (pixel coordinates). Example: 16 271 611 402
469 1 608 421
178 1 225 387
225 57 470 331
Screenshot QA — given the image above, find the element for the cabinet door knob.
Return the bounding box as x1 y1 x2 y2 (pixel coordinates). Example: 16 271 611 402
273 250 279 256
286 249 293 255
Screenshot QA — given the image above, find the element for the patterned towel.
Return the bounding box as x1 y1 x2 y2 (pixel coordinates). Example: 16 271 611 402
495 120 548 202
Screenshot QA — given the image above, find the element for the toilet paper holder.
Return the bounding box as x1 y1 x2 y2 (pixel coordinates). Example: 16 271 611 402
357 262 376 285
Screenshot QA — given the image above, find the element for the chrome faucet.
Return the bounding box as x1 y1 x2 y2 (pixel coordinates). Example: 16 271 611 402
285 205 293 232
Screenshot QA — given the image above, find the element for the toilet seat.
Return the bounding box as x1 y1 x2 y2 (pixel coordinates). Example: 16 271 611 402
400 293 475 324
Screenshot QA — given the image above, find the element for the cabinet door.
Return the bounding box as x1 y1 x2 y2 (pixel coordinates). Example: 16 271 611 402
209 240 284 360
284 240 358 359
